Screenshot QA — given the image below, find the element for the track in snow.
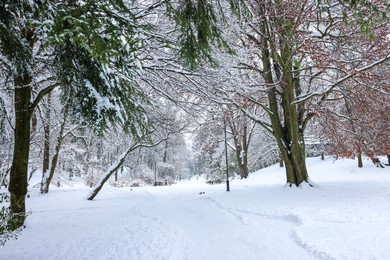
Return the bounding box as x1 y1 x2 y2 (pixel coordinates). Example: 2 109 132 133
2 186 329 260
134 188 321 260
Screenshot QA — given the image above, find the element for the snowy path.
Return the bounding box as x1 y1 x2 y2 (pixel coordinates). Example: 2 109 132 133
2 158 390 259
2 186 319 260
134 188 318 260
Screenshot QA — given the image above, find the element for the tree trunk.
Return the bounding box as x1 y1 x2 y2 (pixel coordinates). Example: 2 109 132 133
87 137 168 200
357 150 363 168
344 97 363 168
279 153 284 167
280 53 310 187
40 94 51 194
162 140 168 163
41 111 67 194
5 1 38 229
263 59 310 185
229 113 250 179
88 146 134 200
241 125 249 178
234 144 249 179
258 6 310 187
8 74 32 230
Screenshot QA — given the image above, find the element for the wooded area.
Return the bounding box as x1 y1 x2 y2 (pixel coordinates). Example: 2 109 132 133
0 0 389 236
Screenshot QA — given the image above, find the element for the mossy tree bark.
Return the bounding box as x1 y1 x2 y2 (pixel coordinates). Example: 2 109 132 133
256 4 312 187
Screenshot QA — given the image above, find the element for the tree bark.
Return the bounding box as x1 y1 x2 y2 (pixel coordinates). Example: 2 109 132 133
258 5 310 187
357 150 363 168
4 1 39 230
279 154 284 167
8 73 32 229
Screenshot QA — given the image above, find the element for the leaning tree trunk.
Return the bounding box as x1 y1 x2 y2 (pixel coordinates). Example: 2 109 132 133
8 73 32 230
87 137 168 200
87 145 135 200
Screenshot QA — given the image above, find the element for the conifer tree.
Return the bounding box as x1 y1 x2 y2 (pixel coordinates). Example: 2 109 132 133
0 0 150 229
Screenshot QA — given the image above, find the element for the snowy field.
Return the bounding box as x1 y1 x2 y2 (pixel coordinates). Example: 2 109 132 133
1 157 390 260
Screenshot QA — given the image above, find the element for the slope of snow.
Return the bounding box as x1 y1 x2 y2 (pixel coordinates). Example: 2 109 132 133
1 157 390 259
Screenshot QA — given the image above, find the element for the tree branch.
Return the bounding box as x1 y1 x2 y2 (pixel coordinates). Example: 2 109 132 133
294 52 390 105
87 134 170 201
29 83 60 118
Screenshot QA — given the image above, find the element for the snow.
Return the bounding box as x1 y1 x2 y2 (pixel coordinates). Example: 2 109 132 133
84 79 117 114
2 157 390 259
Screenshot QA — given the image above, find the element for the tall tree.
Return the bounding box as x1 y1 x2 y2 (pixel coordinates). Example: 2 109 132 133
0 0 150 228
197 0 390 186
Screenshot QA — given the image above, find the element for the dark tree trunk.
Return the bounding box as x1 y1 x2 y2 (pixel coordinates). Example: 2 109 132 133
241 125 249 178
8 74 32 229
357 150 363 168
271 89 310 187
5 1 37 229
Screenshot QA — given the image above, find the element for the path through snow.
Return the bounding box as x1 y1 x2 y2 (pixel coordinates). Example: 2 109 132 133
2 157 390 259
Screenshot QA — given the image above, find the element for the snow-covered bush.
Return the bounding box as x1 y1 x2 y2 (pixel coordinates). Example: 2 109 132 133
0 193 27 246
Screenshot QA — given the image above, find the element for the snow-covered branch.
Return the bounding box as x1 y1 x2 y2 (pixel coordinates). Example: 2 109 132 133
87 135 170 200
294 52 390 105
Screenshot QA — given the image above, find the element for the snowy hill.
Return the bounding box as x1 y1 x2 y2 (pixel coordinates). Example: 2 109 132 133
1 157 390 259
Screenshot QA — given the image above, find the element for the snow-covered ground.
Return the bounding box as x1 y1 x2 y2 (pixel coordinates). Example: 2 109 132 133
2 157 390 260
